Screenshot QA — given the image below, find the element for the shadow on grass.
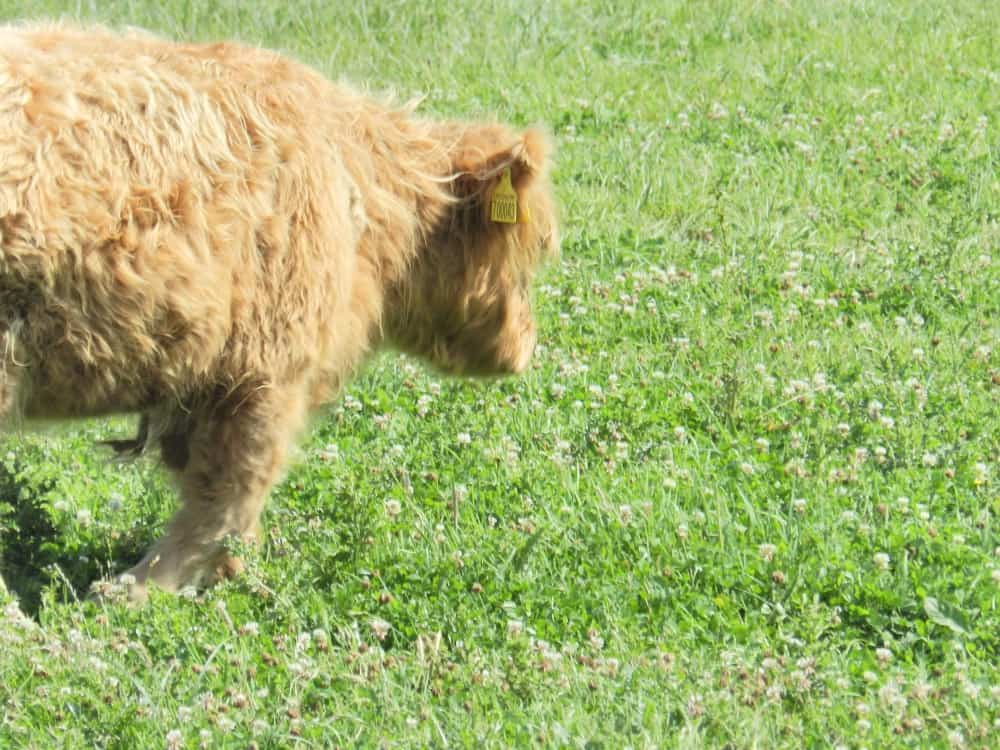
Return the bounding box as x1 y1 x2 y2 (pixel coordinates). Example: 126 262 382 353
0 469 150 617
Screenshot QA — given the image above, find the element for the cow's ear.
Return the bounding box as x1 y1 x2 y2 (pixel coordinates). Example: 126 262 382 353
446 125 553 232
450 125 551 186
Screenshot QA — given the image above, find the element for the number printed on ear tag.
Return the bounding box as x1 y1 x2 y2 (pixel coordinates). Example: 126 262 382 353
490 168 518 224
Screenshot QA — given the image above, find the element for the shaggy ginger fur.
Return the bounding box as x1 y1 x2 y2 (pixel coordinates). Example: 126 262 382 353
0 23 558 600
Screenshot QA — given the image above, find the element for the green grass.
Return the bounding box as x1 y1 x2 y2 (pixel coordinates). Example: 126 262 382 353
1 0 998 747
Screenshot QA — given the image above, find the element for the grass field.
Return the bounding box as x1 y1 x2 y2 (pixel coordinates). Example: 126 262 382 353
1 0 998 747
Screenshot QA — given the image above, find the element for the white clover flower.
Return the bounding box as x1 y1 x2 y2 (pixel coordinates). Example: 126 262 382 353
911 682 932 700
758 543 777 562
416 394 433 417
708 101 729 120
456 432 472 446
311 629 329 650
873 553 890 571
370 618 391 641
384 499 402 518
296 632 312 652
962 681 981 700
879 682 906 710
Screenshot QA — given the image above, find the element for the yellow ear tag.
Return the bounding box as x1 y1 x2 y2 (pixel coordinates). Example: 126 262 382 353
490 168 518 224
